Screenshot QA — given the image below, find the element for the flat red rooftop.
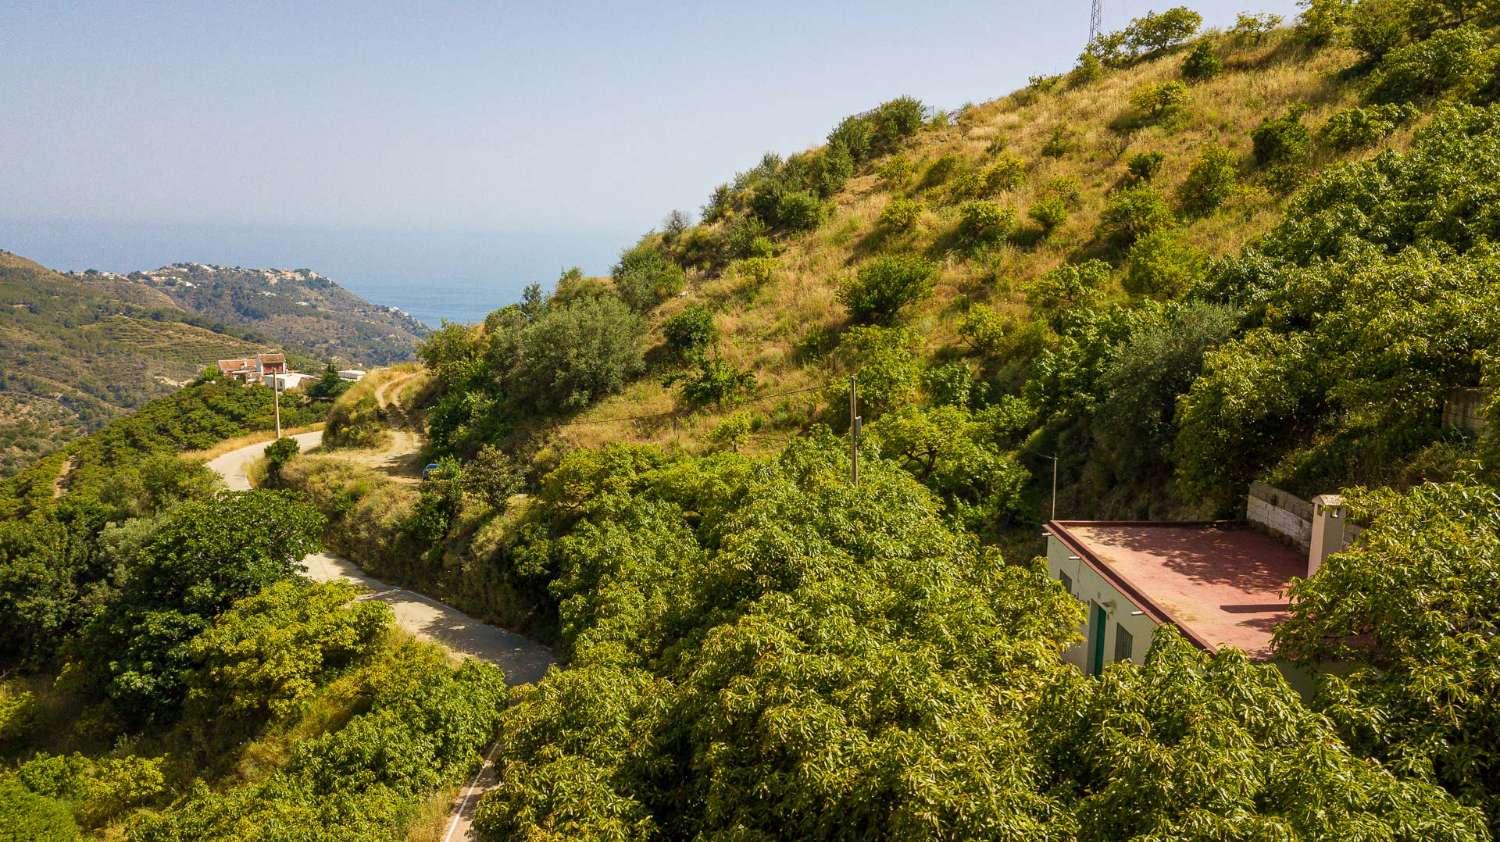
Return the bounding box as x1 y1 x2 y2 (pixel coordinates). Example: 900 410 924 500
1049 521 1306 660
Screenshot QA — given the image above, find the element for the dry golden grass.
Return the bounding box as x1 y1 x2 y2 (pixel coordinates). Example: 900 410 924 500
541 31 1388 456
180 422 325 462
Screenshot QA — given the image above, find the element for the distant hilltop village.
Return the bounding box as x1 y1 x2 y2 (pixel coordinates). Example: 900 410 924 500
68 263 418 321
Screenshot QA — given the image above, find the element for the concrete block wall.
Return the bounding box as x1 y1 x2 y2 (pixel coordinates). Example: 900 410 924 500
1246 482 1313 552
1442 388 1492 434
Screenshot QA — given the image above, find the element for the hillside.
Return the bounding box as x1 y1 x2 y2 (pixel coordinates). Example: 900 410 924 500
111 262 429 365
421 19 1401 521
12 3 1500 839
0 251 275 475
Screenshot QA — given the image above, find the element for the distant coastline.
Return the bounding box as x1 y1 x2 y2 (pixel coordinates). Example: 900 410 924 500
0 217 635 328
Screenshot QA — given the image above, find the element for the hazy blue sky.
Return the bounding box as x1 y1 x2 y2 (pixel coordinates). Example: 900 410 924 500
1 0 1302 324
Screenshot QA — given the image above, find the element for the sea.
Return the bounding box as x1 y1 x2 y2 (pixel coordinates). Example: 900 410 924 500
0 218 638 328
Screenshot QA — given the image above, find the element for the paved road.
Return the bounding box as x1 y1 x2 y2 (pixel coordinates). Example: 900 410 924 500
205 430 555 683
205 430 556 841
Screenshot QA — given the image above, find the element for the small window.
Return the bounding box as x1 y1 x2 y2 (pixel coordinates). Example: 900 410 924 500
1114 624 1134 663
1059 572 1072 595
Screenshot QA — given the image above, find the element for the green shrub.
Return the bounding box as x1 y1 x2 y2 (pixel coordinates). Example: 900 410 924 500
827 326 923 418
829 96 927 164
1181 39 1222 81
1041 125 1077 157
985 154 1027 191
1368 25 1488 104
1130 81 1190 125
956 201 1015 247
923 361 976 407
1319 103 1419 149
1176 144 1239 215
1097 185 1172 246
959 304 1010 354
508 296 645 413
468 444 524 508
774 189 824 232
680 354 757 407
875 155 914 190
878 196 924 232
1125 150 1165 184
612 242 685 311
1251 107 1311 167
708 413 754 451
750 184 823 232
263 436 299 483
718 214 772 263
1069 51 1105 86
663 305 717 359
920 154 963 190
0 778 78 842
185 579 389 723
1028 196 1070 235
839 254 938 325
1025 260 1110 317
1123 228 1207 298
324 392 386 449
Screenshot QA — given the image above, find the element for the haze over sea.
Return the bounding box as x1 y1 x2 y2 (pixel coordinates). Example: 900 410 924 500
0 218 636 328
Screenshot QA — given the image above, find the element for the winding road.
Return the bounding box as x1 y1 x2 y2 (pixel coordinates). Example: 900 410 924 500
205 430 553 839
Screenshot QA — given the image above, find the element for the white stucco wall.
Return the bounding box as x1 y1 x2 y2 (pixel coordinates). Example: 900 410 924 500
1046 534 1161 672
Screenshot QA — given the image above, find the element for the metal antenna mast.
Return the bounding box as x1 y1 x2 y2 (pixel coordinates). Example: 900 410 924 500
1089 0 1103 44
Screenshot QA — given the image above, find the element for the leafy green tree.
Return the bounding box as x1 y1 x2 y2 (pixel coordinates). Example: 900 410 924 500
1054 629 1488 839
304 364 350 401
838 254 938 325
1368 24 1488 103
468 444 525 508
1276 481 1500 827
185 579 389 725
1092 302 1238 477
826 326 923 419
1124 7 1203 54
1350 0 1414 62
508 296 645 413
1024 259 1109 323
1172 328 1319 502
1319 102 1420 149
82 490 324 724
867 405 1031 531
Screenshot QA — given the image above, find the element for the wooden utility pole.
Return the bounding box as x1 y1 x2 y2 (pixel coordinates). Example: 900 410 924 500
273 374 282 440
849 373 860 485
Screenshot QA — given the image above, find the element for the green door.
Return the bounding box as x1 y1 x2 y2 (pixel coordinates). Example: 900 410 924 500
1089 604 1107 676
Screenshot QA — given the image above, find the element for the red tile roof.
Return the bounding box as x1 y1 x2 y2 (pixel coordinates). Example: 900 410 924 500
1047 521 1305 660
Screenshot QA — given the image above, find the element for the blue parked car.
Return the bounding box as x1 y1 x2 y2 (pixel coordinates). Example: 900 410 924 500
422 462 440 479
